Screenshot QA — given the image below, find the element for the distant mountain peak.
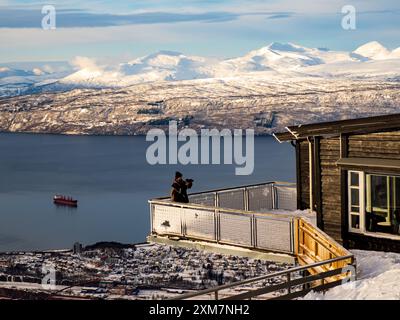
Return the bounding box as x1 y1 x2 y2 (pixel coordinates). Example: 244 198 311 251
128 50 185 64
354 41 391 60
356 40 386 49
152 50 183 56
267 42 307 53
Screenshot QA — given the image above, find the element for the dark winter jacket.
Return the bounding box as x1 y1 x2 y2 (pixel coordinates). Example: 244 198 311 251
171 178 192 203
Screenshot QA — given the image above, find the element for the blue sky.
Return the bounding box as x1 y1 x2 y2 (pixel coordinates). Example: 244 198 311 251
0 0 399 63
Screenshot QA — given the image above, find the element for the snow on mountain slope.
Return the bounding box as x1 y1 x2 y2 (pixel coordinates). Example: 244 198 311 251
354 41 392 60
216 42 364 75
0 66 72 97
299 59 400 81
61 68 115 87
2 75 400 135
59 41 400 88
3 41 400 97
120 50 216 80
60 51 218 87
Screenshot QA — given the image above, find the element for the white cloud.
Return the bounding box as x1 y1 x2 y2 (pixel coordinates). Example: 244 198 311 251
32 67 44 75
70 56 100 71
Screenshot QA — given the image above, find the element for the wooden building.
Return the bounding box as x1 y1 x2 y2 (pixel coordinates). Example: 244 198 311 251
274 114 400 253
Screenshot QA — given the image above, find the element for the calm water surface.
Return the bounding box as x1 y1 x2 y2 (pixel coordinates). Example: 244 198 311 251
0 133 295 251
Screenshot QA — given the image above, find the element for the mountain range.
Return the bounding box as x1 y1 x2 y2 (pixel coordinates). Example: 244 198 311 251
1 41 399 97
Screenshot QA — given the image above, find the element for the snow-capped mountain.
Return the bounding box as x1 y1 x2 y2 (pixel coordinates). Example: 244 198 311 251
1 41 400 97
0 65 73 97
120 50 216 80
60 41 400 88
215 42 365 75
60 51 218 87
353 41 393 60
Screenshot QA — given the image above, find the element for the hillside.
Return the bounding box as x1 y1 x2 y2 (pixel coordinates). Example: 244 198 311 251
0 41 399 135
0 75 399 135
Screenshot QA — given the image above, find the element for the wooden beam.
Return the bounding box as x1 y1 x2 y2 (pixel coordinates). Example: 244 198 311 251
313 136 323 230
295 141 303 210
286 113 400 139
308 139 314 212
340 134 349 245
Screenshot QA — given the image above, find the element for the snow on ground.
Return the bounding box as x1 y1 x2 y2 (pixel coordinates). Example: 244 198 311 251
303 249 400 300
0 243 294 299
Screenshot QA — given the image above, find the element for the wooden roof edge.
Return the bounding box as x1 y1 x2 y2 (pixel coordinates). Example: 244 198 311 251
285 113 400 140
273 130 296 143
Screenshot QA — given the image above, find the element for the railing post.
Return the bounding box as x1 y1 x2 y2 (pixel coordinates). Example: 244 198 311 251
149 202 154 234
287 272 291 294
252 214 256 248
215 291 219 300
215 192 220 243
215 209 219 244
293 218 299 256
181 205 185 237
244 187 249 211
271 183 276 209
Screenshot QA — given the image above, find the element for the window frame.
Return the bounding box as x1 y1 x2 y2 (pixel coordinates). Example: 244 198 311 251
347 170 400 240
347 170 365 233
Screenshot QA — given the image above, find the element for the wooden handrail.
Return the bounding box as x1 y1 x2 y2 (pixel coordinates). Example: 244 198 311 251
295 218 354 282
298 226 347 257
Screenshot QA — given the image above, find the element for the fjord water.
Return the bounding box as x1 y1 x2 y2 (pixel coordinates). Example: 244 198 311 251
0 133 295 252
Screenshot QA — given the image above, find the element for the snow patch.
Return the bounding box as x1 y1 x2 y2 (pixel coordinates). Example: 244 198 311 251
303 250 400 300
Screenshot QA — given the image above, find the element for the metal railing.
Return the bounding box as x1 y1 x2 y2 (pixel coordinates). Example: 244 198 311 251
188 181 297 211
149 182 297 254
173 254 355 300
148 181 356 300
151 181 296 211
168 217 355 300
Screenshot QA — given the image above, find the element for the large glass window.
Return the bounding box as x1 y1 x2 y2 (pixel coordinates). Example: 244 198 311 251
365 174 400 235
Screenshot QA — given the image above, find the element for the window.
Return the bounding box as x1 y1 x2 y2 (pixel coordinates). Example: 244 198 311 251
348 171 364 232
365 174 400 235
347 171 400 237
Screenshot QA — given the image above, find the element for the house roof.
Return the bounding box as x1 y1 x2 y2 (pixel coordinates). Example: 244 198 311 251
273 113 400 142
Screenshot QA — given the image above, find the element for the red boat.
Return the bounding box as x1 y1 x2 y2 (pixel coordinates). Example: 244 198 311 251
53 195 78 207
